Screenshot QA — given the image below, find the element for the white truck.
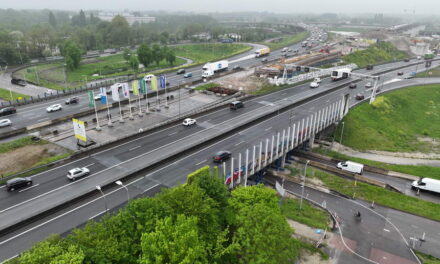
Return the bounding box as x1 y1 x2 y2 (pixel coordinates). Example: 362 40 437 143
255 48 271 58
331 68 352 81
337 161 363 174
411 178 440 194
202 60 229 78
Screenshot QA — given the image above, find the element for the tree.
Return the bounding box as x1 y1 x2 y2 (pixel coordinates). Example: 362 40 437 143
109 15 130 46
129 54 139 72
79 10 86 27
62 40 82 70
139 215 208 264
151 44 162 65
166 49 176 66
48 11 57 27
137 44 152 68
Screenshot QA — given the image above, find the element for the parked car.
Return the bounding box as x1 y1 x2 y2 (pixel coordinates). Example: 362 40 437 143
213 151 231 163
349 83 357 89
183 73 193 78
365 82 372 88
6 177 32 191
366 64 374 70
182 118 196 126
0 119 12 127
355 94 365 100
0 107 16 116
65 97 79 104
177 69 186 75
310 82 319 88
397 71 404 76
94 94 102 101
229 101 244 110
46 104 62 112
67 167 90 181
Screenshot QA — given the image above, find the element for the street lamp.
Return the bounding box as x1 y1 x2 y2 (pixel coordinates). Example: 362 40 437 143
299 160 310 210
95 185 108 213
63 63 68 90
115 180 130 202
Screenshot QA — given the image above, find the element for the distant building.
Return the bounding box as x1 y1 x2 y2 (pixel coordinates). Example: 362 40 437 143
98 12 155 25
191 32 211 41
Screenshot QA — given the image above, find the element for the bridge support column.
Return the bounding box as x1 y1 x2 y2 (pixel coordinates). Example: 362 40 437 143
281 153 287 168
308 133 315 149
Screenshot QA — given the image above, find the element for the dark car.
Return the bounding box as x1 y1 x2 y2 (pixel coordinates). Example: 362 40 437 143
349 83 357 89
65 97 79 104
6 177 32 191
229 101 244 110
11 78 26 86
233 65 241 71
404 58 410 62
355 94 365 100
177 69 186 75
366 64 374 70
213 151 231 163
397 71 404 76
0 107 16 116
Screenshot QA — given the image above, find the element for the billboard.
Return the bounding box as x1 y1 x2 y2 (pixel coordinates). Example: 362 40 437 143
72 118 86 142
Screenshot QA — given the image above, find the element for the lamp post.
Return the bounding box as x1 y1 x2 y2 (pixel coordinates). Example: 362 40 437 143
299 160 310 210
115 180 130 202
95 185 108 213
63 63 68 90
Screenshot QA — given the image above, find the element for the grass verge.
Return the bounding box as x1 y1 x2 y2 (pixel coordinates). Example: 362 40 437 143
261 32 310 50
281 198 330 230
314 148 440 181
416 251 440 264
0 88 30 101
303 167 440 222
194 82 220 91
0 136 46 153
299 240 329 260
334 84 440 152
343 42 408 68
251 79 310 96
416 66 440 78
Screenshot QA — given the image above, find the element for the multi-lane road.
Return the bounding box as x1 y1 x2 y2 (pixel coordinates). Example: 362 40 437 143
1 53 439 262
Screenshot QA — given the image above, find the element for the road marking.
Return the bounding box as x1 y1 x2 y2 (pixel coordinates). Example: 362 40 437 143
204 119 211 122
265 127 272 131
84 163 95 168
383 229 390 232
143 184 161 194
88 209 108 220
81 107 89 111
234 141 245 146
168 132 178 136
195 160 206 166
129 146 141 151
37 117 49 122
18 184 40 193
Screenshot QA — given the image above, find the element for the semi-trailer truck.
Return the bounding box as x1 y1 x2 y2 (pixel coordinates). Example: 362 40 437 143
202 60 229 78
331 68 352 81
255 48 271 58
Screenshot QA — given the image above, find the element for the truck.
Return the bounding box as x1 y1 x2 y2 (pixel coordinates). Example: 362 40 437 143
424 52 435 60
202 60 229 78
411 178 440 194
331 68 352 81
255 48 271 58
336 161 363 174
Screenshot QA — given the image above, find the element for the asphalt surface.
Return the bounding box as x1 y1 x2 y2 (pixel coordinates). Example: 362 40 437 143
1 57 440 261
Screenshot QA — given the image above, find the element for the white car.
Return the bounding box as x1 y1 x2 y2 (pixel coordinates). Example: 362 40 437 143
143 74 155 82
182 118 196 126
0 119 12 127
365 82 372 88
46 104 62 112
313 77 322 83
310 82 319 88
67 167 90 181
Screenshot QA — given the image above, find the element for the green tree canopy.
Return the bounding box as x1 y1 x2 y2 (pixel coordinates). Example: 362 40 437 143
62 40 82 70
137 44 152 68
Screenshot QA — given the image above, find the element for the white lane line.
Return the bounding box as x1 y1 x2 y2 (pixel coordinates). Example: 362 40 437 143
168 132 178 136
18 184 40 193
265 127 272 131
1 254 19 263
84 163 95 168
88 209 108 220
37 117 49 122
129 146 141 151
234 141 245 147
204 119 211 122
81 107 89 111
195 160 206 166
383 229 390 232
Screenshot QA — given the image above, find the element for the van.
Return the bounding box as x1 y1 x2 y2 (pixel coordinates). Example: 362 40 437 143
229 101 244 110
337 161 363 174
411 178 440 194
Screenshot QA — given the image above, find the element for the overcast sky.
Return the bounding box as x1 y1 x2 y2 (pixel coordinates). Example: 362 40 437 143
0 0 435 14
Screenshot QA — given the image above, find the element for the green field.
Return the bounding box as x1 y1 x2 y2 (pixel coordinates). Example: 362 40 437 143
16 43 251 91
335 84 440 152
0 88 30 101
314 148 440 181
261 32 310 50
304 167 440 222
416 251 440 264
343 42 408 68
281 198 330 230
416 66 440 78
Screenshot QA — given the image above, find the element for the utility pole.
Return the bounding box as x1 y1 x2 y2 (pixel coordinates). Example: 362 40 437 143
300 160 310 210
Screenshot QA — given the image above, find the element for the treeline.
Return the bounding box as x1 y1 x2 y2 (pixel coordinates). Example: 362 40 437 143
7 166 302 264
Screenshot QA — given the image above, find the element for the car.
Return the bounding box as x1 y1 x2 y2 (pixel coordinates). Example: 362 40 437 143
233 65 241 71
355 94 365 100
229 101 244 110
182 118 196 126
65 97 79 104
404 58 410 62
365 82 372 88
0 119 12 127
144 74 155 82
46 104 62 112
183 73 193 78
67 167 90 181
313 77 322 83
262 58 268 62
349 83 357 89
0 107 16 116
94 94 102 101
6 177 32 191
177 69 186 74
310 82 319 88
213 151 231 163
397 71 404 76
366 64 374 70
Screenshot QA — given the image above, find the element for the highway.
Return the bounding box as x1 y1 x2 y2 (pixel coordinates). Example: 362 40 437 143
1 57 440 262
0 29 323 135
